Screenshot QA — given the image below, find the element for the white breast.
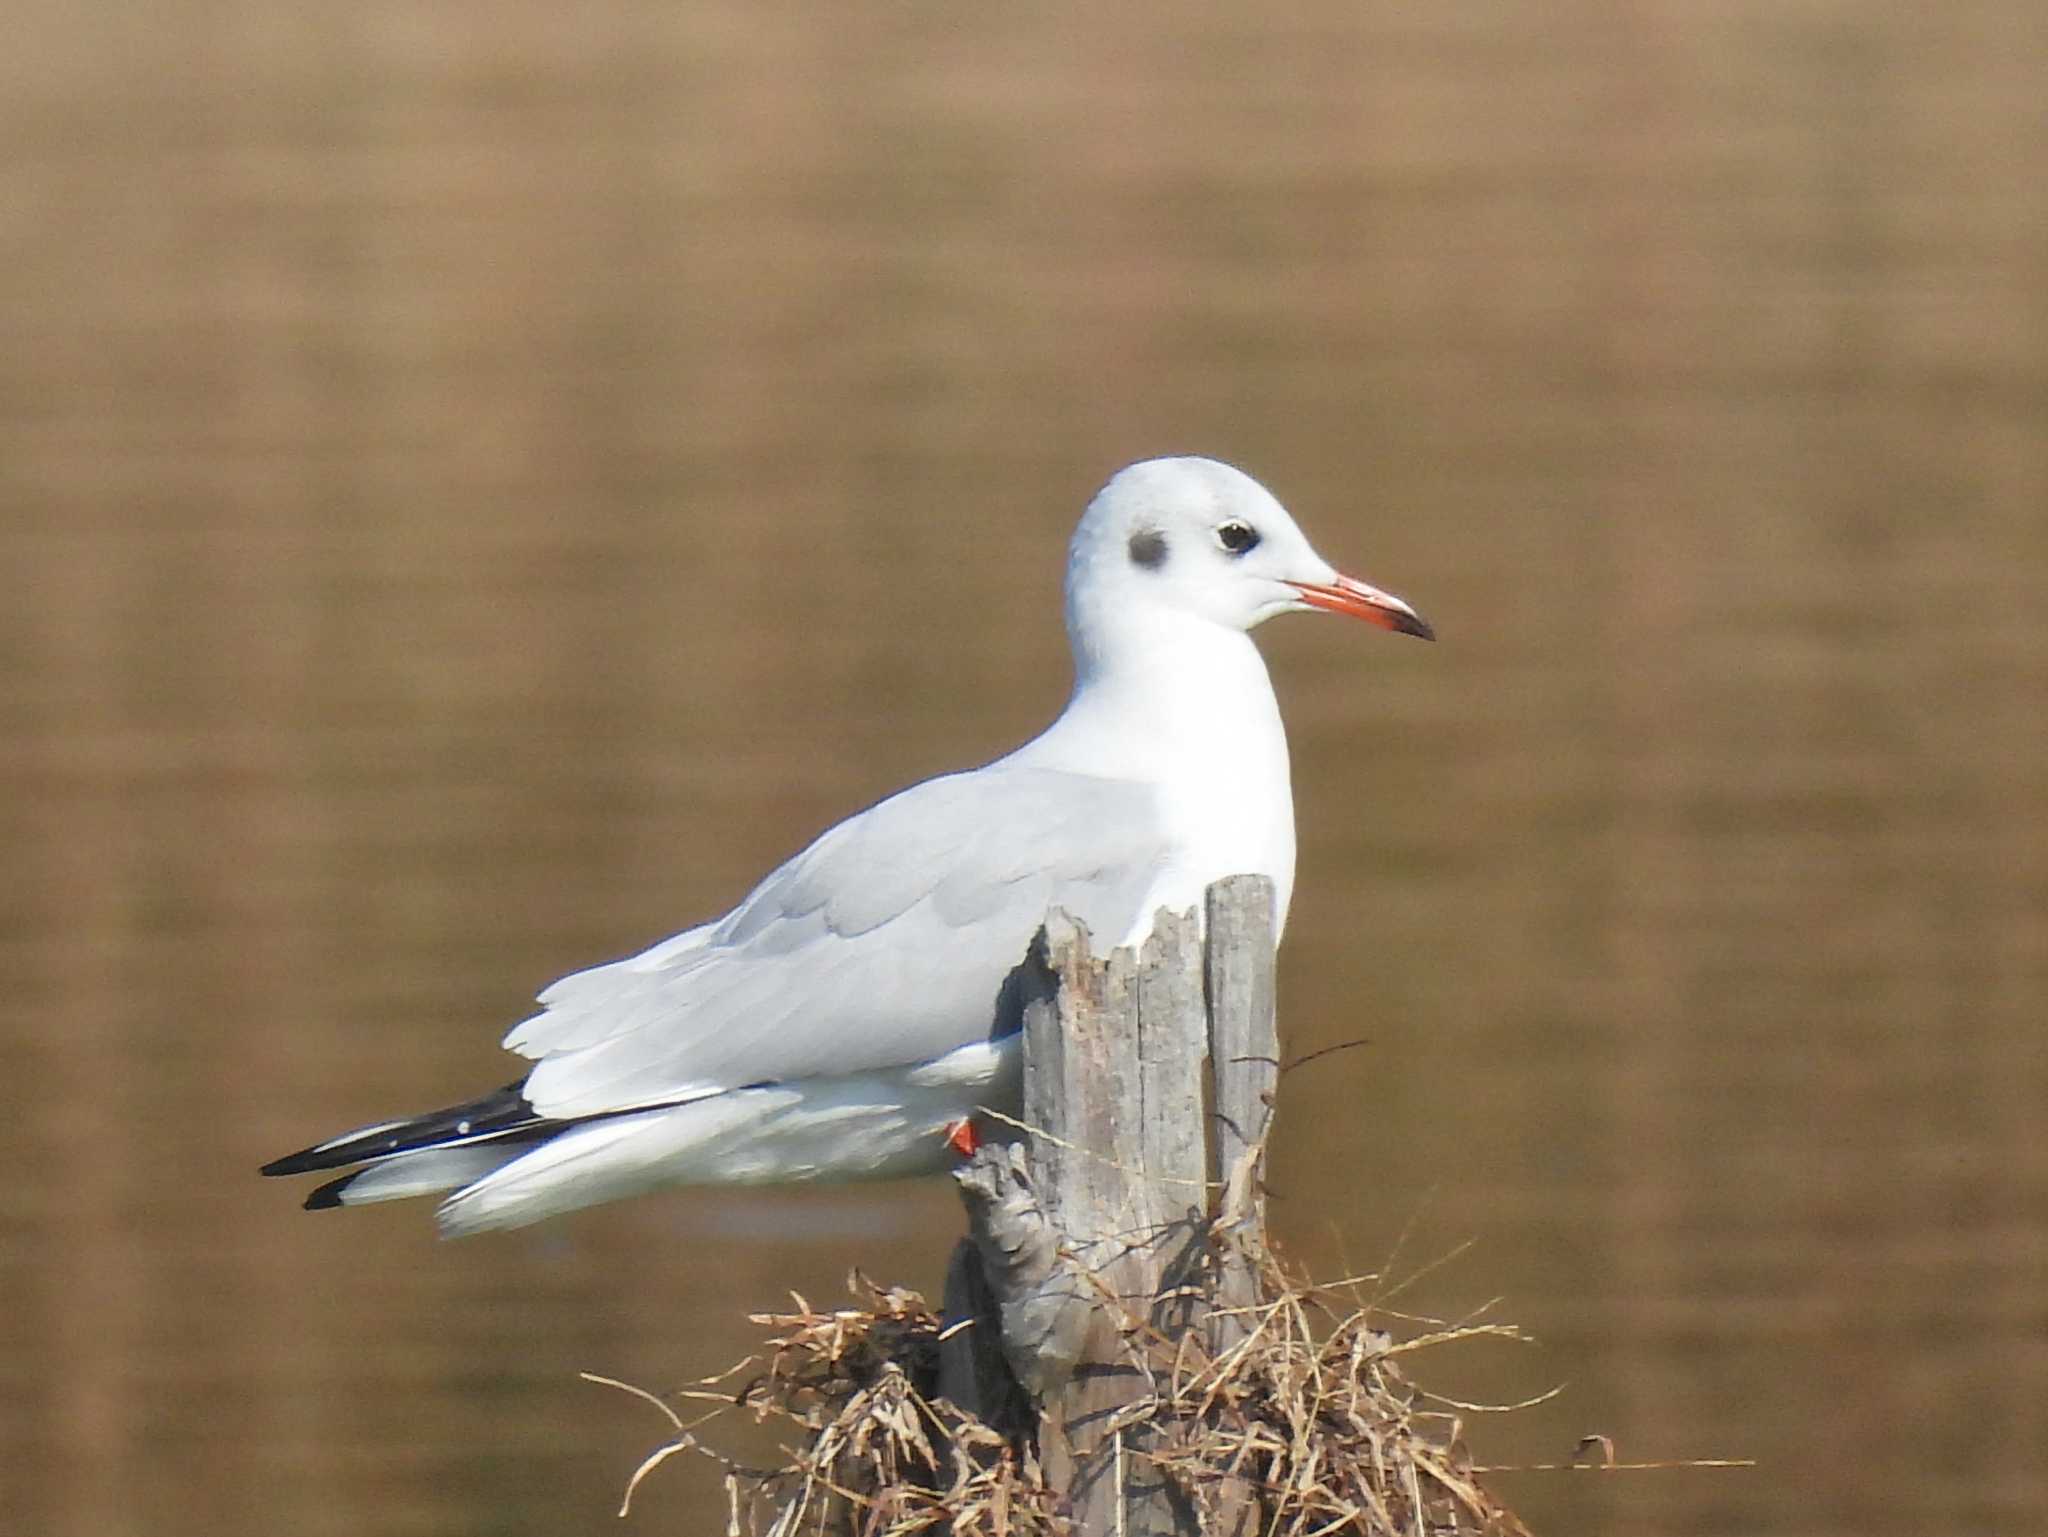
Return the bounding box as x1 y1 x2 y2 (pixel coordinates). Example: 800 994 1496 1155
1007 612 1298 944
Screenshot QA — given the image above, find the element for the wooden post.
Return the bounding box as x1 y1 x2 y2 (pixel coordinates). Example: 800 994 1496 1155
943 874 1280 1537
1204 876 1280 1336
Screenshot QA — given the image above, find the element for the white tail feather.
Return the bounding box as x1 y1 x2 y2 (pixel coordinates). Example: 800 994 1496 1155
436 1091 798 1236
337 1146 526 1205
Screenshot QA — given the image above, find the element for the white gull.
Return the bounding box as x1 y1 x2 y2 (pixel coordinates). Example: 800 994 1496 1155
261 456 1431 1234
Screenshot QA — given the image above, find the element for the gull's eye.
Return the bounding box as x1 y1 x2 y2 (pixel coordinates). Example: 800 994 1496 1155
1217 521 1260 556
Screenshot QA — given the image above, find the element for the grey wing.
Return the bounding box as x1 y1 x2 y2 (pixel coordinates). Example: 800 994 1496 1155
502 766 1169 1120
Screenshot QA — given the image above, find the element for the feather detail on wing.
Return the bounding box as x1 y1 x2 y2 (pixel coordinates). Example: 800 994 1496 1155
502 767 1167 1121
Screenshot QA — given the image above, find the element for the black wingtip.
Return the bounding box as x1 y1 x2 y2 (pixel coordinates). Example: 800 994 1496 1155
261 1148 323 1179
304 1173 355 1210
261 1078 540 1182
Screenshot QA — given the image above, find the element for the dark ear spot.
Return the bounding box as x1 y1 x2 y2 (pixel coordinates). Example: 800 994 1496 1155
1128 528 1168 570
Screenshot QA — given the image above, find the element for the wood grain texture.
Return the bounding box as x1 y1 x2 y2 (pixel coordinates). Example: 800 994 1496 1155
948 879 1282 1535
1204 874 1279 1330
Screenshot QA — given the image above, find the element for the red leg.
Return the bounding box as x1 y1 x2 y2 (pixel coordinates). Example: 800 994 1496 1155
944 1117 981 1157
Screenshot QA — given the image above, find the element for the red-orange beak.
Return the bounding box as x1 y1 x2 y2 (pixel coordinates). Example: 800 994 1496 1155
1286 575 1435 640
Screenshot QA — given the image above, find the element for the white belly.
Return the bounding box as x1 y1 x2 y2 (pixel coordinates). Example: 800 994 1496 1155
435 1038 1019 1234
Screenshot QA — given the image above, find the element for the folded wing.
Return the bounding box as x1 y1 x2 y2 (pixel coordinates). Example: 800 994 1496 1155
504 766 1168 1120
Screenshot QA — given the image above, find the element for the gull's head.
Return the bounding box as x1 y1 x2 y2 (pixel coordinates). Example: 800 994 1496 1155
1067 457 1434 650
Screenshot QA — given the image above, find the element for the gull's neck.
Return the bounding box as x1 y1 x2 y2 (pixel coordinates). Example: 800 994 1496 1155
1038 609 1280 771
1008 602 1299 933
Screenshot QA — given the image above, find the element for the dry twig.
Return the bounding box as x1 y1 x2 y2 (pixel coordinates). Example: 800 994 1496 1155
594 1251 1543 1536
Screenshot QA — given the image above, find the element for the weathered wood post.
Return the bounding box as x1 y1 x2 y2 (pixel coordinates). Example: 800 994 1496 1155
1202 876 1280 1335
943 873 1280 1536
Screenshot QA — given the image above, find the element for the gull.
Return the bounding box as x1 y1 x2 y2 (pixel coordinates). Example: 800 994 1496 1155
261 457 1431 1234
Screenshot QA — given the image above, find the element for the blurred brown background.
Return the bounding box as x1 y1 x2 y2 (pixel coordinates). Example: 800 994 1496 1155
3 3 2043 1534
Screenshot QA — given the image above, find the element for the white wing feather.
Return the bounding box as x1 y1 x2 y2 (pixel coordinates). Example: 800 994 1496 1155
504 766 1167 1120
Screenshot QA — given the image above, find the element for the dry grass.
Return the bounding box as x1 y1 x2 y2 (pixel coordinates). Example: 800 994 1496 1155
590 1279 1060 1534
593 1246 1541 1536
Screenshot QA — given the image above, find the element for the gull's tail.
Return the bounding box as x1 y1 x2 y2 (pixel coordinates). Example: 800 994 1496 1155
262 1050 1008 1235
260 1079 808 1236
